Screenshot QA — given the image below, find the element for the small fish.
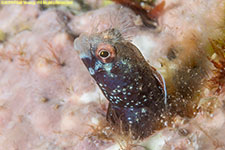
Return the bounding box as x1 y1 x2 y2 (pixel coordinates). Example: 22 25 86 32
74 29 167 139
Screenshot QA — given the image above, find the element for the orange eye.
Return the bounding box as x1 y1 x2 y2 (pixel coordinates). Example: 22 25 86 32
96 43 116 63
99 50 110 58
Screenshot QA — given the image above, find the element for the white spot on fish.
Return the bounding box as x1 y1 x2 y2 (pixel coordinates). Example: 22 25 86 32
141 108 147 113
89 68 95 75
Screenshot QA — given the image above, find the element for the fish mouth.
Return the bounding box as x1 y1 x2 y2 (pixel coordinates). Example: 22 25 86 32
73 34 92 59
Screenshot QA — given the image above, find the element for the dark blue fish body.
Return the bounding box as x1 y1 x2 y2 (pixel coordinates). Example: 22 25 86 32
74 29 167 139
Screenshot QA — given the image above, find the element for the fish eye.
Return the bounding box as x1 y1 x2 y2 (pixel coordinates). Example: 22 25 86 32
96 43 116 63
99 50 110 58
